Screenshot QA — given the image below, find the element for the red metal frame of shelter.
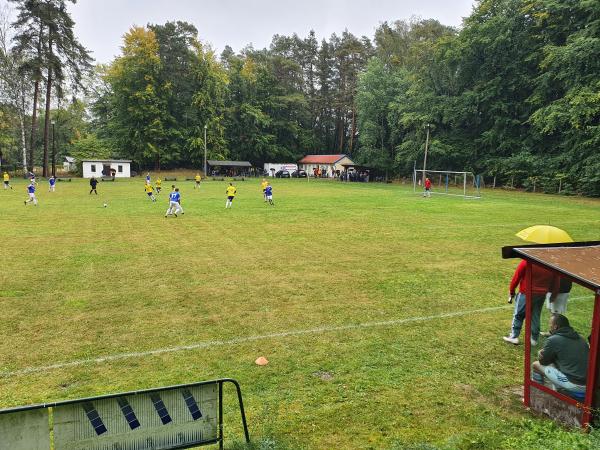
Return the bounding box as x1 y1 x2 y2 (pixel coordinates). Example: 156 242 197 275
502 241 600 428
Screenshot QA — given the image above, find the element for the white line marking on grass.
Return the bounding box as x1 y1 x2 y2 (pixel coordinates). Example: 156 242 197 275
1 295 593 378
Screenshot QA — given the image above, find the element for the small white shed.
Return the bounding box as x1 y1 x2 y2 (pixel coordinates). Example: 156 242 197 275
63 156 77 172
82 160 132 178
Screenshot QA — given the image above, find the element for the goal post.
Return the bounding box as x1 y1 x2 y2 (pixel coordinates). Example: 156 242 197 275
413 169 481 199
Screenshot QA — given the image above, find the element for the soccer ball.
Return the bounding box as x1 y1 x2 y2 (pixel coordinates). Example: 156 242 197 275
103 203 107 208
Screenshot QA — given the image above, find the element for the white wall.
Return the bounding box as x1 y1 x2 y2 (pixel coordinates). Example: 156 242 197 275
264 163 298 176
82 162 130 178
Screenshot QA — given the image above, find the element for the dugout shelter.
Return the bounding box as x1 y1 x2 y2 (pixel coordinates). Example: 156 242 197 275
207 160 253 177
502 241 600 428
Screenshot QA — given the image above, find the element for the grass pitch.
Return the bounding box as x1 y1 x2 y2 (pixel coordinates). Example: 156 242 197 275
0 177 599 449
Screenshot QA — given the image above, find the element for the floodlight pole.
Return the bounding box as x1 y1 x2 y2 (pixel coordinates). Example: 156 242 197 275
204 124 208 176
51 119 56 177
422 123 430 187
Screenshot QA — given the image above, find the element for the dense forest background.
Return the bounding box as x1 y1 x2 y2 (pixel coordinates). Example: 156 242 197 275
0 0 598 194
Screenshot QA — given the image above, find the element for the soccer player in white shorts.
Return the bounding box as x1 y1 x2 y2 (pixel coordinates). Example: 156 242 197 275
24 182 38 206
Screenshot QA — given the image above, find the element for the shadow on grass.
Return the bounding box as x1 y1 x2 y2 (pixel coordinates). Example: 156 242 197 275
390 420 600 450
228 436 296 450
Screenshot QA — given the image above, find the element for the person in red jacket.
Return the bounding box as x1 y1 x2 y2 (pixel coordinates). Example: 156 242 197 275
503 259 556 345
423 177 432 198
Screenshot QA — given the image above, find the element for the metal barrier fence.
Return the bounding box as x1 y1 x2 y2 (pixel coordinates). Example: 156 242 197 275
0 378 249 450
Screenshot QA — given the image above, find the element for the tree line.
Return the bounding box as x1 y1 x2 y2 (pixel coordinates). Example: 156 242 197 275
0 0 598 195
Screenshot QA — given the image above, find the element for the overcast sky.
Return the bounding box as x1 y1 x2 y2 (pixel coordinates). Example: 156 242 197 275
14 0 477 63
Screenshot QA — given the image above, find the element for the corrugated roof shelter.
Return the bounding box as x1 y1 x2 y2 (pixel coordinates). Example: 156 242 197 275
207 160 254 177
207 160 252 168
502 241 600 428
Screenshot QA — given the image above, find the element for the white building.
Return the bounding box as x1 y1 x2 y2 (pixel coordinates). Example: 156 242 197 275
298 154 356 177
263 163 298 176
82 160 132 178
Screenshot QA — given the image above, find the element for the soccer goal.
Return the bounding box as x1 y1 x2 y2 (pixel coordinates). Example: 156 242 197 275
413 169 482 199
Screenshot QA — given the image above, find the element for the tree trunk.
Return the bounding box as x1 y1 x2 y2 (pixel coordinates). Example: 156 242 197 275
28 24 44 173
381 115 384 154
348 107 356 153
337 115 345 152
43 35 53 178
19 111 27 170
29 79 40 173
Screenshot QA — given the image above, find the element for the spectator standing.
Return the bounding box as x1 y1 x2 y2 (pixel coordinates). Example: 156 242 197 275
546 277 572 314
503 259 556 345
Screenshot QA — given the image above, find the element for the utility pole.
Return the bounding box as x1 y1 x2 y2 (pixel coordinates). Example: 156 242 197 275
204 125 208 176
422 123 430 187
51 120 56 177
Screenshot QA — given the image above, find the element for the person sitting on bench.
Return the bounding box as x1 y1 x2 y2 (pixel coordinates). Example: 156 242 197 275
532 314 589 396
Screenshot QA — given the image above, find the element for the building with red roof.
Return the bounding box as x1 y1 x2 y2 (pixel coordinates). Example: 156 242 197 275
298 154 356 177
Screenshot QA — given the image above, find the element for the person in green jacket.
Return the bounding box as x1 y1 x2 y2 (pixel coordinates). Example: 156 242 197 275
532 314 589 394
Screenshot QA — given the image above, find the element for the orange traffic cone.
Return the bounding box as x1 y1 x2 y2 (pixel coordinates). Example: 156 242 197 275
255 356 269 366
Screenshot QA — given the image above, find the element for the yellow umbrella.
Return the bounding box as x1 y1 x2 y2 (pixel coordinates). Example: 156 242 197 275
516 225 573 244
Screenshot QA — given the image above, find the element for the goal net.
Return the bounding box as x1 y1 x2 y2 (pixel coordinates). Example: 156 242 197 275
413 170 482 199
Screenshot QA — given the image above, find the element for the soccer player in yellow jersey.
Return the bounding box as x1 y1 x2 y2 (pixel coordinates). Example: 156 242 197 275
144 183 156 202
260 178 268 201
225 183 237 208
194 173 201 189
3 172 12 190
155 178 162 194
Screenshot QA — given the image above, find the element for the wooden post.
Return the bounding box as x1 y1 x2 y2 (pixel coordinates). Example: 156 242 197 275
422 124 430 187
524 262 533 407
582 292 600 427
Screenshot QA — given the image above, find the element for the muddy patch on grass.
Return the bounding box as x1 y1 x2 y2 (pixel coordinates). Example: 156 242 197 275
313 370 334 381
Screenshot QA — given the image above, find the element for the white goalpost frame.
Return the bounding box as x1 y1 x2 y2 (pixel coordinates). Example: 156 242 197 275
413 169 481 199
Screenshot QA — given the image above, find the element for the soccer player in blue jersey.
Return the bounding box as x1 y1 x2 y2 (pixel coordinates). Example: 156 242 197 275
146 172 151 185
24 181 38 206
170 184 184 214
48 176 56 192
265 183 274 206
165 188 183 217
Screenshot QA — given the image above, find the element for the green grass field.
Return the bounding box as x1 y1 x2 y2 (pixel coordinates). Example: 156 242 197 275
1 177 599 449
